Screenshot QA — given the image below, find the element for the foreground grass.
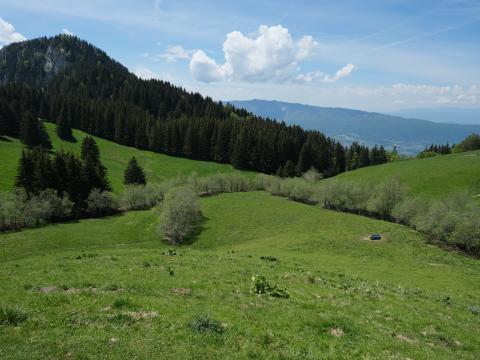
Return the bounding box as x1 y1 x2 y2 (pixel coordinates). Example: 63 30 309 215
1 192 479 359
0 123 246 193
327 151 480 199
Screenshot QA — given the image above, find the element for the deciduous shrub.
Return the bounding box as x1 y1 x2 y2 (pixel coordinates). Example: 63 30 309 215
366 177 407 219
86 188 117 216
157 186 202 244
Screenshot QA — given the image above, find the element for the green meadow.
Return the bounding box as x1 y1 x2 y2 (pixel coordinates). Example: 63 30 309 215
1 192 479 359
327 151 480 199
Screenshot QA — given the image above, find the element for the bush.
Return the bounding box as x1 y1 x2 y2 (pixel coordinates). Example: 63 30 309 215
0 188 73 230
86 188 117 216
119 183 170 211
453 133 480 153
313 181 369 212
251 275 289 298
366 177 407 219
0 306 27 326
391 197 429 225
451 213 480 255
157 186 202 244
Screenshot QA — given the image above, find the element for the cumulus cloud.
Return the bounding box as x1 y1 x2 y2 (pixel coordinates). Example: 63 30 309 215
189 50 226 82
62 28 74 36
134 66 161 80
0 17 26 45
134 66 172 81
159 45 192 62
189 25 354 84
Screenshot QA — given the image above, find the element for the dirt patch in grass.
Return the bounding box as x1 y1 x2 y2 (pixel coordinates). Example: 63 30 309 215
396 334 415 344
39 286 57 294
171 288 191 295
124 311 158 320
330 328 344 337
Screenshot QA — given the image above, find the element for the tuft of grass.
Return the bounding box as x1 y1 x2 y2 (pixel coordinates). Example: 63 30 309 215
113 298 135 309
260 255 278 261
0 306 28 326
188 315 225 334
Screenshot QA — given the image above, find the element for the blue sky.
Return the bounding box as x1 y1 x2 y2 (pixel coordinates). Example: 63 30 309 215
0 0 479 111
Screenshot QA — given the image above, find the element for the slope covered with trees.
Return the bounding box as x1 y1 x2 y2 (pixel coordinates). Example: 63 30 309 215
0 35 385 177
0 123 245 194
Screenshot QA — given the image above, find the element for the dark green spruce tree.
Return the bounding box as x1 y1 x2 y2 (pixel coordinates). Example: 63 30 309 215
123 156 146 185
15 149 35 195
56 109 74 141
80 136 111 192
19 111 52 149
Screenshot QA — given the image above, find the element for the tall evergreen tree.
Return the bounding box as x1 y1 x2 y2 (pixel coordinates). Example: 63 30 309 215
56 108 74 141
123 156 146 185
15 149 35 195
230 130 250 170
81 136 100 163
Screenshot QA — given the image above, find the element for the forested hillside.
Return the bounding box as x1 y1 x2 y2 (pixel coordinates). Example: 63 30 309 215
0 35 386 177
229 99 480 154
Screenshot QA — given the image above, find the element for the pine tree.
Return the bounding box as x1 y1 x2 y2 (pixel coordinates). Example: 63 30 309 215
15 149 34 195
123 157 146 185
56 109 73 141
282 160 297 177
81 136 100 163
19 111 52 149
19 111 40 147
230 130 249 170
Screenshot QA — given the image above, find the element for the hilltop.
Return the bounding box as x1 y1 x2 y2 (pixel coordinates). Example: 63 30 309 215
325 150 480 199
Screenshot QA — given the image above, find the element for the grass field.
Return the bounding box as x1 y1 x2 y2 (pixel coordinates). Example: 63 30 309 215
0 123 245 193
1 192 479 359
327 151 480 199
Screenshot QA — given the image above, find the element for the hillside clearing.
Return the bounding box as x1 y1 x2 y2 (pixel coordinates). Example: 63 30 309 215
0 123 247 194
326 151 480 199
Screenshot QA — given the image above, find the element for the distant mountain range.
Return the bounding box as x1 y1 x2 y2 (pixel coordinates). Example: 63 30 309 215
388 107 480 125
228 99 480 154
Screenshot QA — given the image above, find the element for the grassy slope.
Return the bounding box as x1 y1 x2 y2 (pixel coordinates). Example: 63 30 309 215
327 151 480 198
0 123 246 193
1 192 479 359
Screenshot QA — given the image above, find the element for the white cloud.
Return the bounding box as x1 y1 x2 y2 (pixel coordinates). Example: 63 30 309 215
62 28 74 36
134 66 160 80
0 17 26 45
189 25 354 84
294 64 358 84
134 66 172 81
189 50 226 82
321 64 357 83
159 45 192 62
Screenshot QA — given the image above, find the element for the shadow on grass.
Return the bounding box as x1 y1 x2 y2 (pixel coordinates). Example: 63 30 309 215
61 135 78 143
0 136 12 142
